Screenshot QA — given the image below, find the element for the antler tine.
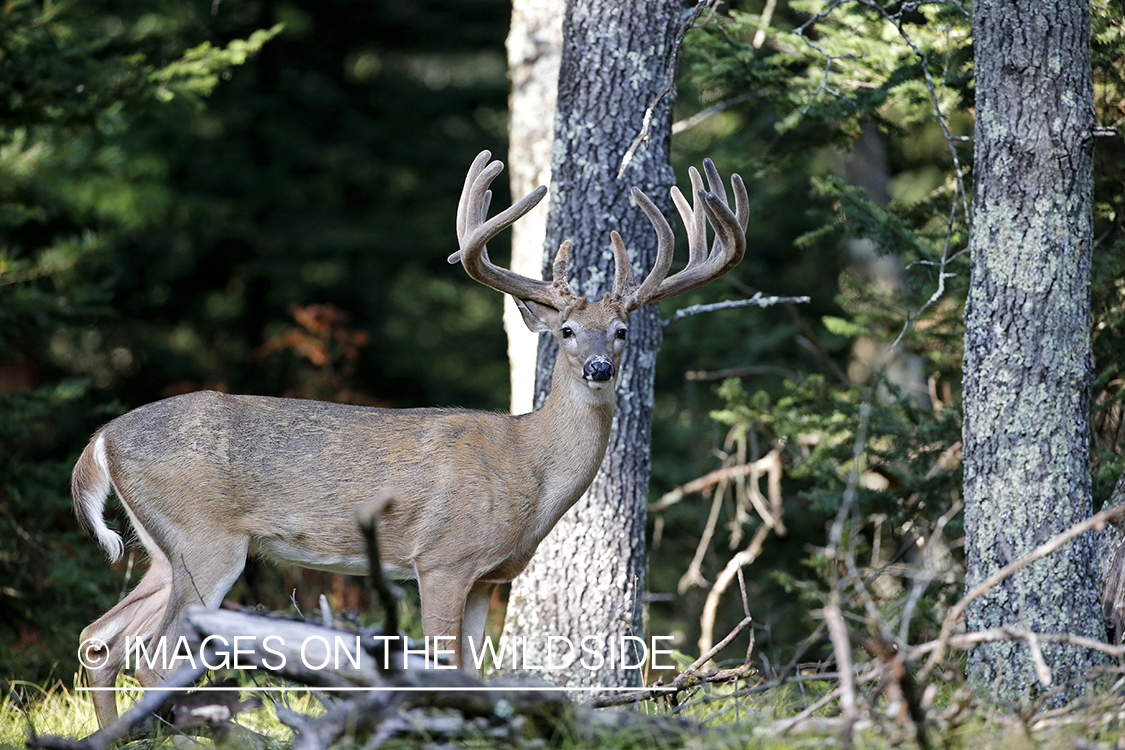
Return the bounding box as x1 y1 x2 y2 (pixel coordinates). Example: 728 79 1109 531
672 166 708 268
453 150 494 247
701 158 750 254
447 150 555 304
617 187 675 310
609 232 636 300
552 240 572 286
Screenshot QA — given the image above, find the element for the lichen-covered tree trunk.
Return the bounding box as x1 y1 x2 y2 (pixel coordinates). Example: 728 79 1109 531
962 0 1104 698
1097 469 1125 642
504 0 562 415
502 0 680 688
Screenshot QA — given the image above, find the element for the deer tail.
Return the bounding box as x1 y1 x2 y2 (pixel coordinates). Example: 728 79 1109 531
72 433 125 563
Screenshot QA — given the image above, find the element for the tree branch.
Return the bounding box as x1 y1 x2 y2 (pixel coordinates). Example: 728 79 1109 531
662 293 811 328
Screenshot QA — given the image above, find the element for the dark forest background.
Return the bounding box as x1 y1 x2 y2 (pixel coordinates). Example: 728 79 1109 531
4 0 1124 688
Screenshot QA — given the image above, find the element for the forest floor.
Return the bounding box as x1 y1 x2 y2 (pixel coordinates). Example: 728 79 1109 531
3 674 1125 750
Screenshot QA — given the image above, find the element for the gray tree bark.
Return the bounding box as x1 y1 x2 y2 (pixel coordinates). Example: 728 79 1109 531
501 0 681 689
1097 470 1125 643
962 0 1104 699
504 0 563 415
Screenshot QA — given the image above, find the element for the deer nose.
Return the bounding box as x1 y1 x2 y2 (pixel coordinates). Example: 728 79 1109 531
584 356 614 382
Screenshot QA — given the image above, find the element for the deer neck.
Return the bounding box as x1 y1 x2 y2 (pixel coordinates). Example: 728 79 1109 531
520 360 616 532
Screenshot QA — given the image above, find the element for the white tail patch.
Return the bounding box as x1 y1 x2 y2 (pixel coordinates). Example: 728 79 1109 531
84 616 124 646
81 434 126 563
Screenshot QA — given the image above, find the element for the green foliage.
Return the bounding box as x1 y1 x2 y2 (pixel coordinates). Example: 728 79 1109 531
150 25 282 102
655 0 1125 675
1 0 514 689
655 0 973 661
0 675 322 745
711 372 962 641
0 0 278 685
715 374 959 507
1090 0 1125 502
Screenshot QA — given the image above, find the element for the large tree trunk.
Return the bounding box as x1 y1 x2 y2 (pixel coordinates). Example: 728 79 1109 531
502 0 681 689
504 0 563 415
1098 470 1125 642
962 0 1103 699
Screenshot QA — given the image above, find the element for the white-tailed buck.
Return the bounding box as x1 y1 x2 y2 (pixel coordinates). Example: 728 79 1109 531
73 151 748 725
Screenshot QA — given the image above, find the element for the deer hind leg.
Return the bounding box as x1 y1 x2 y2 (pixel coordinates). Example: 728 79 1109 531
417 569 475 670
132 530 249 690
80 551 172 728
461 581 496 676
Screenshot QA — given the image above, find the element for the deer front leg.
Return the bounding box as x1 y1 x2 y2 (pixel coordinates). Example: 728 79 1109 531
416 569 474 669
461 581 496 676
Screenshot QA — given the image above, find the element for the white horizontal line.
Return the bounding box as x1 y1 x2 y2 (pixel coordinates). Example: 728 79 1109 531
76 686 669 693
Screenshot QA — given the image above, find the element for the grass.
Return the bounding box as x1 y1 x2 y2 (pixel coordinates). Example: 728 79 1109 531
4 674 1125 750
1 679 94 747
0 676 322 750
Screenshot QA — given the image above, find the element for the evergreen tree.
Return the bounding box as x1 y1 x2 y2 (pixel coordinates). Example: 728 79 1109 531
0 0 276 681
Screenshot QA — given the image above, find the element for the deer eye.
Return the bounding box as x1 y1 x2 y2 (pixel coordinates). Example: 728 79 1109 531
616 328 628 340
561 327 574 339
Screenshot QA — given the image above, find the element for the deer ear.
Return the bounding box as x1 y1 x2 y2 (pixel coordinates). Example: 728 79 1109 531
514 298 558 333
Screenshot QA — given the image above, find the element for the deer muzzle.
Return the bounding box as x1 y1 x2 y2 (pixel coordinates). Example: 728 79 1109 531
583 356 615 383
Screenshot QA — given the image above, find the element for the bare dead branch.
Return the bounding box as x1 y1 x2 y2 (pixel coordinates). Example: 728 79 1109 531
685 365 801 381
593 614 755 708
774 664 882 735
672 94 754 135
651 450 782 521
753 0 778 48
1024 630 1053 687
898 498 962 643
356 491 401 668
910 626 1125 663
822 594 858 748
736 566 752 620
793 0 856 111
864 636 929 750
699 525 771 654
678 482 726 593
662 294 811 328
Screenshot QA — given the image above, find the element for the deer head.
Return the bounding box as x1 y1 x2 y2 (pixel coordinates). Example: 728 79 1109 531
447 150 749 396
